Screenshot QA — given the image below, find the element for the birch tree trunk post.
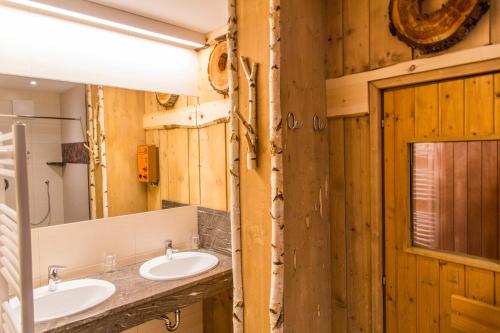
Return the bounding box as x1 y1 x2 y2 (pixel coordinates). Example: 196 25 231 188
239 56 258 170
227 0 244 331
85 85 97 220
97 86 109 218
269 0 284 332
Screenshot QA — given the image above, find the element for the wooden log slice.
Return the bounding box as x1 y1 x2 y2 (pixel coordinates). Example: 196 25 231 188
208 41 229 95
389 0 490 53
155 93 179 109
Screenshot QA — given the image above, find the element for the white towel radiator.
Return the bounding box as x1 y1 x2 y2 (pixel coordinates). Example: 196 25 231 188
0 123 34 333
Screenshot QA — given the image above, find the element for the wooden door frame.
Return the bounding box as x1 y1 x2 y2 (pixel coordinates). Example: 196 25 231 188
367 57 500 332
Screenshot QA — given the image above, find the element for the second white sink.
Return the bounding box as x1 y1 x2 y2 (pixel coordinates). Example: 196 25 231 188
139 252 219 281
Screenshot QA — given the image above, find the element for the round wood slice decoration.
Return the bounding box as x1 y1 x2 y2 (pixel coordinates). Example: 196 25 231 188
155 93 179 109
389 0 490 53
208 41 229 95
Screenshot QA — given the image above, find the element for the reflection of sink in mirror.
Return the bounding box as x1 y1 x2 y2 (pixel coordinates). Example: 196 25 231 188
140 252 219 281
8 279 115 324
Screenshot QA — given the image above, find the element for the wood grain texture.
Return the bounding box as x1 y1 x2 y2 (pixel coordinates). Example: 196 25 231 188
465 266 495 305
325 0 343 78
325 0 500 80
329 118 347 333
439 262 465 333
451 294 500 332
344 116 371 333
188 129 201 205
199 123 227 211
416 256 440 332
237 0 271 330
370 0 411 69
102 87 147 217
166 129 190 204
281 0 331 331
343 0 370 74
465 75 494 136
145 130 161 211
439 79 464 137
382 74 500 333
415 83 439 138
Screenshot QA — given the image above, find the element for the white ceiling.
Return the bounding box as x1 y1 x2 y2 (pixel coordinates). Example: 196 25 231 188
88 0 228 34
0 74 79 93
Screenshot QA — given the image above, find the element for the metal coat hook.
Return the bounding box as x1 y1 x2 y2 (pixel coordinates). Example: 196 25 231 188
313 114 327 132
287 112 303 130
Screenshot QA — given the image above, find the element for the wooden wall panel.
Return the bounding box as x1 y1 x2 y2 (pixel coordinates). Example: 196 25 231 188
465 267 495 305
103 87 147 217
416 257 440 332
329 118 347 333
369 0 411 69
465 75 494 137
439 79 464 138
453 142 468 253
383 90 397 333
325 0 343 78
440 262 465 333
325 0 500 78
145 130 161 211
166 129 190 204
467 142 482 256
343 0 370 74
199 123 227 211
344 116 371 333
282 0 331 331
188 129 200 205
238 0 271 330
415 84 438 138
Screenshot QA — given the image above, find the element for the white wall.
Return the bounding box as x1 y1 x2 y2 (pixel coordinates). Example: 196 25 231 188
61 85 89 223
0 88 65 227
0 5 198 96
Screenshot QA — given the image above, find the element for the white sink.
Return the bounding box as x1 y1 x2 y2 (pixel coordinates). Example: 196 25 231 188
140 252 219 281
8 278 116 323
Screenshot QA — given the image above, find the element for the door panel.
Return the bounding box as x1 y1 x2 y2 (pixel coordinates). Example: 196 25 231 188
383 73 500 332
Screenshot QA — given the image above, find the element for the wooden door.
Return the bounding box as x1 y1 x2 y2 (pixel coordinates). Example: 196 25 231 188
383 73 500 332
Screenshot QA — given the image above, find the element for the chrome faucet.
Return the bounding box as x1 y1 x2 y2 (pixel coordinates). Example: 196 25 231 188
164 240 177 261
48 265 66 292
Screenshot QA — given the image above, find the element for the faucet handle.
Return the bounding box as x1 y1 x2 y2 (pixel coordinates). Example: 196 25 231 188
48 265 66 278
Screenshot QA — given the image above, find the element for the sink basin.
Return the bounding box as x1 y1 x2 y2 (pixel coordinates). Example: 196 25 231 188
8 278 116 323
140 251 219 281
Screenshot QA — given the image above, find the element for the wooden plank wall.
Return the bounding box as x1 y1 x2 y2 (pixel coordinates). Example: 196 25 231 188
281 0 331 331
383 73 500 333
412 141 500 260
329 115 372 332
325 0 500 79
236 0 273 330
102 87 148 217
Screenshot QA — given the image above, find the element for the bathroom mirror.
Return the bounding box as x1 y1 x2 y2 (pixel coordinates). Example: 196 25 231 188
0 73 231 229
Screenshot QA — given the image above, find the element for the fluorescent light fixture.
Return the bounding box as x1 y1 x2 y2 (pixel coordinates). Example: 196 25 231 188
4 0 205 48
29 80 37 85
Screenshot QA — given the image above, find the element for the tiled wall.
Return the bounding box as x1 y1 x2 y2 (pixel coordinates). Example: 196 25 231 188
30 206 198 286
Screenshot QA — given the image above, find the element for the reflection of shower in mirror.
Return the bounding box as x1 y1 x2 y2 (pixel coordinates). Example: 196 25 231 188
31 180 51 226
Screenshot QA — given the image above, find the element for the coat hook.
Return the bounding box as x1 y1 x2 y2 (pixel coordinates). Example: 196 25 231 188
313 115 327 132
287 112 302 130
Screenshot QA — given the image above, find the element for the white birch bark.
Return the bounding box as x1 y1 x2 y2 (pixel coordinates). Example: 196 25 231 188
269 0 284 331
239 56 258 170
97 86 109 218
85 85 97 220
227 0 244 331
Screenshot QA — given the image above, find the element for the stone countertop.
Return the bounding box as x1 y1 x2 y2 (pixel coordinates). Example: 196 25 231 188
36 251 232 333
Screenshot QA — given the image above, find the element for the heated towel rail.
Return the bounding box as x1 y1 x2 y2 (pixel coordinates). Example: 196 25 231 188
0 123 34 333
